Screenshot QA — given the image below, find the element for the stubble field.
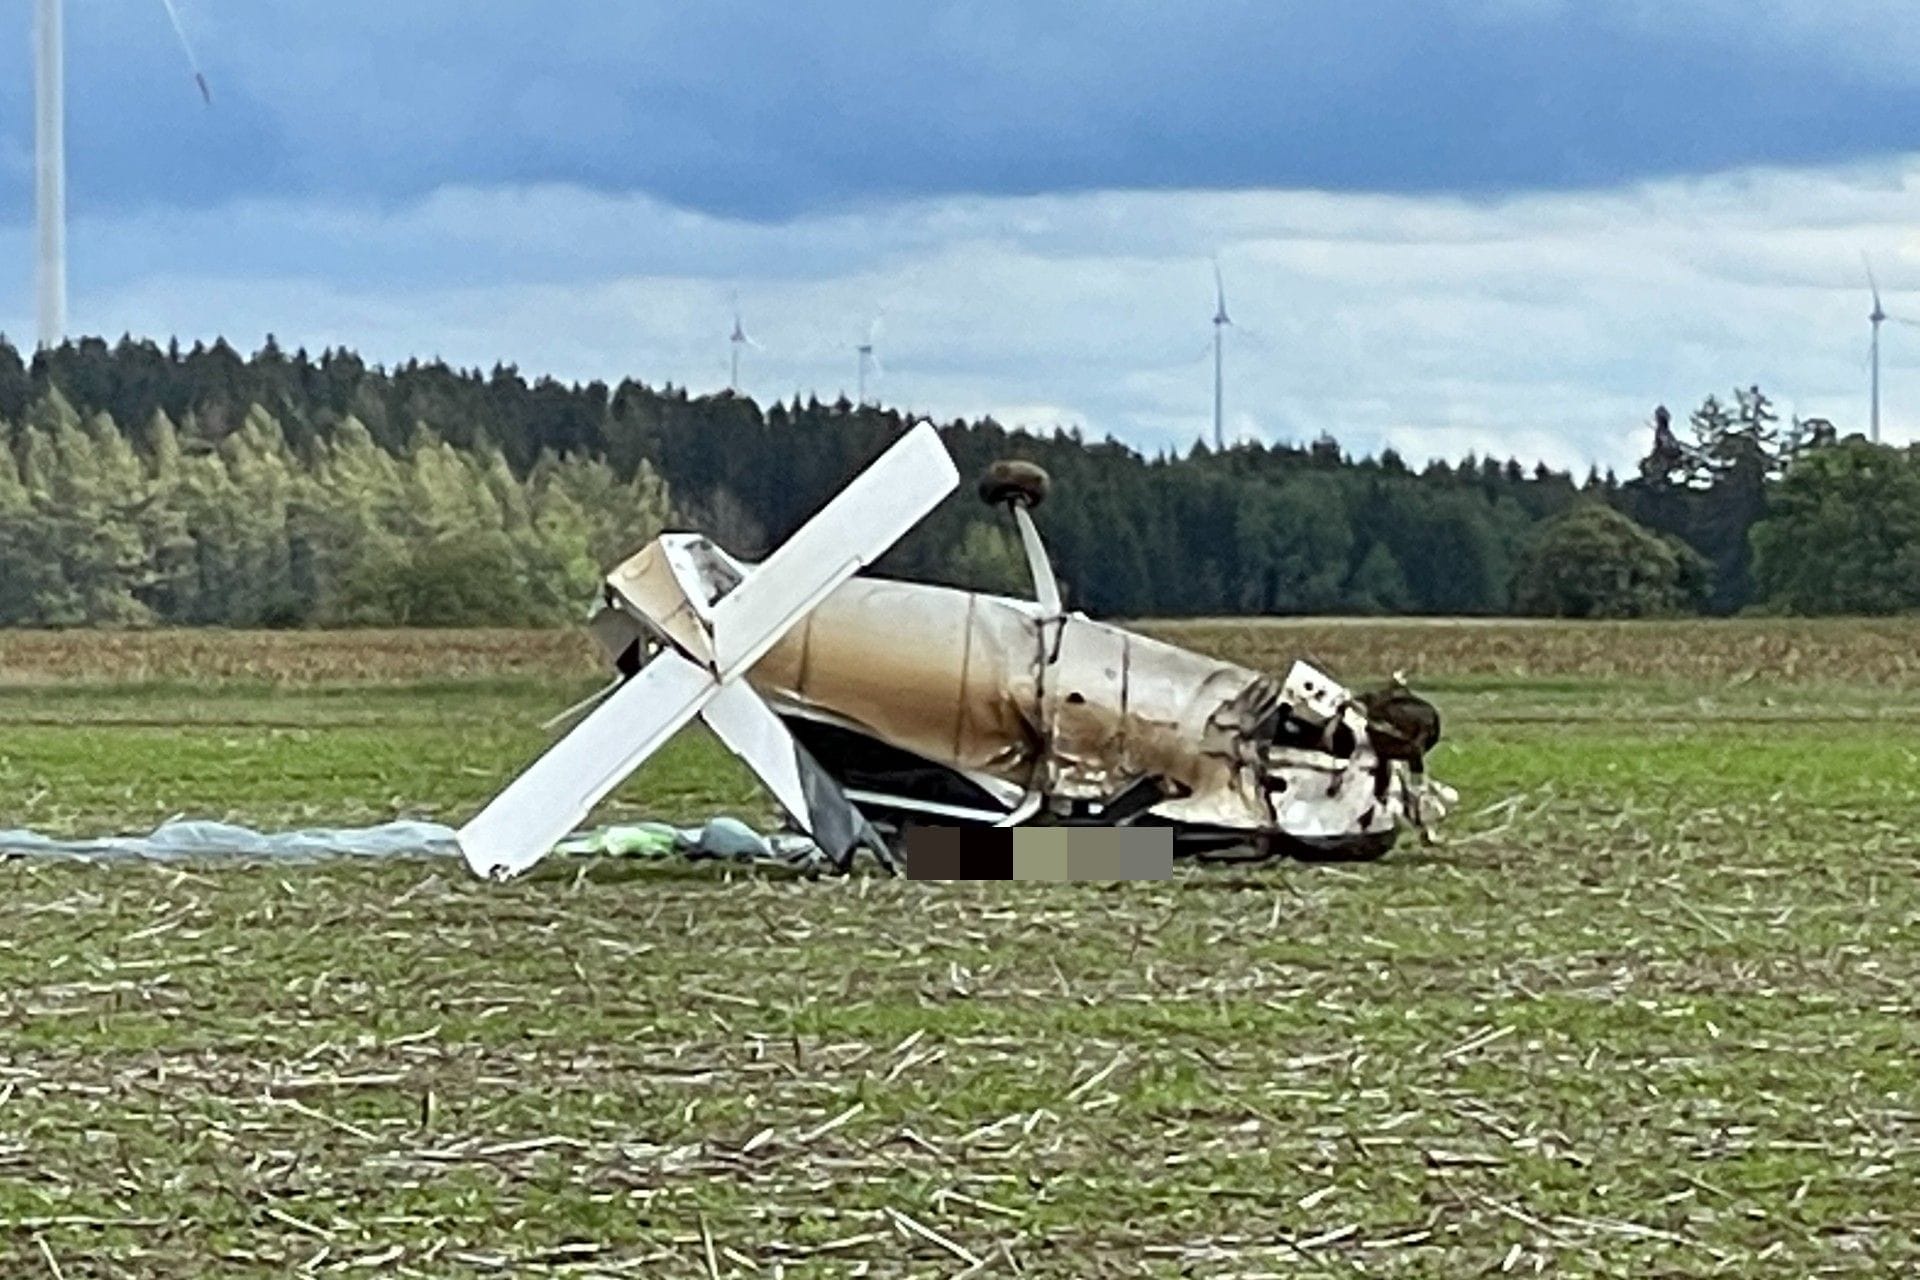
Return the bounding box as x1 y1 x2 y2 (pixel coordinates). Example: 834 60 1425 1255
0 620 1916 1277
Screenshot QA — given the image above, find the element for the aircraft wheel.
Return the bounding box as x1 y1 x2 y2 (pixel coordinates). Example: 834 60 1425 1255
978 459 1051 509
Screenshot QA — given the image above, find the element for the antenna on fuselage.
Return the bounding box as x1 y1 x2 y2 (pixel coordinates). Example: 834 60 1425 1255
978 460 1062 618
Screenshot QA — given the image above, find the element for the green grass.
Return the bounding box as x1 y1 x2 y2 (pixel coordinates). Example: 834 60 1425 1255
0 631 1917 1276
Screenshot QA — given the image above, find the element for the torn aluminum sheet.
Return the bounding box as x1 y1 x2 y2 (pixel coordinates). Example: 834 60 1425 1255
456 426 1455 881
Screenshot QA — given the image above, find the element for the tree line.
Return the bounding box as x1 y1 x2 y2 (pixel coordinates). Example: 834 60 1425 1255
0 334 1911 625
0 387 670 627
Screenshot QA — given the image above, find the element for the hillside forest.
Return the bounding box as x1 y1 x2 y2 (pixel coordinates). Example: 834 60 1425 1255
0 335 1909 627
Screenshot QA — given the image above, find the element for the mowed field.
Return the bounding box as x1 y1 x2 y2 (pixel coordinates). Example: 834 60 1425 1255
1 621 1917 1278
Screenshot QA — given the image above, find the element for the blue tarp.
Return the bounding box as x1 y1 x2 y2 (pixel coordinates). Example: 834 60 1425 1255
0 815 827 869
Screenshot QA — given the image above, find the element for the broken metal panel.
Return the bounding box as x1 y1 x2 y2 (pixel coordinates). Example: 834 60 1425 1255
701 680 889 870
1036 616 1131 798
586 599 646 672
1279 660 1351 725
1113 630 1270 821
601 536 718 667
1035 618 1256 826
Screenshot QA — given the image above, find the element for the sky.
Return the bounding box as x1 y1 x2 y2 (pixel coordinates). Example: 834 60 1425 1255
2 1 1920 472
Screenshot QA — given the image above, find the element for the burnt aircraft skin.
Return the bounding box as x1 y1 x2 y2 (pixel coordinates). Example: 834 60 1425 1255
587 478 1451 864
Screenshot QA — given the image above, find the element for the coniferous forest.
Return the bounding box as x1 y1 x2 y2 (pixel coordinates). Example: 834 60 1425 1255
0 335 1911 626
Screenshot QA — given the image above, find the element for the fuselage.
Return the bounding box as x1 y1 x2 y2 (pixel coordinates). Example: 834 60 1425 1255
747 575 1284 827
598 533 1414 842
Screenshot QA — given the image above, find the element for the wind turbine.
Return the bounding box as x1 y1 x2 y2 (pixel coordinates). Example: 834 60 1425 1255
727 294 760 392
1867 254 1887 444
34 0 212 351
1861 257 1920 443
1210 258 1232 450
855 315 883 407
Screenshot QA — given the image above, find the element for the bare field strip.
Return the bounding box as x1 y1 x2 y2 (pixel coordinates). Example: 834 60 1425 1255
1150 616 1920 688
5 615 1920 688
0 624 1916 1276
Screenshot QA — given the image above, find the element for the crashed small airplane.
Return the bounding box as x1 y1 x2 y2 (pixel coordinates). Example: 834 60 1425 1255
456 423 1453 880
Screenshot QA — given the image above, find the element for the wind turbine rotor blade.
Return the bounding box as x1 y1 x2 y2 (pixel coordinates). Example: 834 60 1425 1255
157 0 212 104
1213 257 1227 316
1231 321 1275 353
1864 251 1883 310
1891 316 1920 330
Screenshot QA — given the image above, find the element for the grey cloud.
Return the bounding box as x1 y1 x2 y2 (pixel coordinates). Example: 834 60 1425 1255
3 154 1918 475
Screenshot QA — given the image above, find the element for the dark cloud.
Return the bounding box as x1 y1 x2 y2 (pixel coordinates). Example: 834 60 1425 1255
3 0 1919 222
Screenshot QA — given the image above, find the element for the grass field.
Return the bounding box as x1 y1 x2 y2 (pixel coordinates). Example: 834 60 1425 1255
1 622 1916 1277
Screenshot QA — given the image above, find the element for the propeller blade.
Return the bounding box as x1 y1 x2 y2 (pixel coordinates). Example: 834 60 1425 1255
157 0 212 105
1891 316 1920 331
1213 257 1227 316
1864 251 1883 310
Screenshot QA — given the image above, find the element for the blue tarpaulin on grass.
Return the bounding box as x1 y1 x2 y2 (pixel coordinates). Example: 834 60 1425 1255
0 816 827 869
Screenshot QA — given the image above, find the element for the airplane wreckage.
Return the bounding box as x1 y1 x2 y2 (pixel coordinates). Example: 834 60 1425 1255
456 423 1454 880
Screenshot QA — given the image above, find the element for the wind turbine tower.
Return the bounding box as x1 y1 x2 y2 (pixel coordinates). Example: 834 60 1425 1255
35 0 64 350
727 296 758 391
1867 257 1886 445
1211 260 1232 450
33 0 211 351
855 317 881 406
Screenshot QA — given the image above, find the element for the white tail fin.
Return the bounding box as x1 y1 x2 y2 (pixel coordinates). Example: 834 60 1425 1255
455 422 959 880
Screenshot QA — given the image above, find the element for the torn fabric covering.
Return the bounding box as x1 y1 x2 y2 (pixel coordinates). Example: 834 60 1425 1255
0 820 463 862
0 817 830 869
